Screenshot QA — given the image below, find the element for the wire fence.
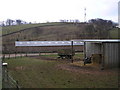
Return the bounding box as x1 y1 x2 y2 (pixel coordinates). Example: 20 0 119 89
2 44 83 59
2 64 20 89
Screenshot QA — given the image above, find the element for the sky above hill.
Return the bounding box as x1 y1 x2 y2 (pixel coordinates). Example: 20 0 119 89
0 0 119 23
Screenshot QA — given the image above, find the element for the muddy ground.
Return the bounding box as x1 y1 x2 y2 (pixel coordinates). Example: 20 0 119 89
29 55 119 76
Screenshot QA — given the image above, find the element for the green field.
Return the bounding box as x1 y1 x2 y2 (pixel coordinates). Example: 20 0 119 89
4 54 118 88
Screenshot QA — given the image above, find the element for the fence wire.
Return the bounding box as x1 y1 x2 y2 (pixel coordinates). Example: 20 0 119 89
2 65 20 89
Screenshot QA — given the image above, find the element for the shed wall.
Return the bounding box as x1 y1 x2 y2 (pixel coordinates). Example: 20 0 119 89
15 45 83 53
85 42 119 68
103 42 119 68
85 42 101 57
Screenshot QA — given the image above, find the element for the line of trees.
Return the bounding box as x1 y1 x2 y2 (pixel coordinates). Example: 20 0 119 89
88 18 117 28
60 19 80 23
75 18 118 39
0 19 31 26
0 18 118 28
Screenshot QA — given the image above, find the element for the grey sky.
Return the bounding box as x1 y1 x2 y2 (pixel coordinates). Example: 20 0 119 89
0 0 119 23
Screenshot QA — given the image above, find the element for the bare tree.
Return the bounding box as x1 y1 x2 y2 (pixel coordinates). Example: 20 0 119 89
1 21 5 26
6 19 14 26
16 19 22 25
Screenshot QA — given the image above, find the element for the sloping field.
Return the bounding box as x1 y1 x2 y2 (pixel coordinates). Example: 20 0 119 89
2 23 80 44
2 22 119 44
2 22 64 35
5 55 119 88
109 28 120 39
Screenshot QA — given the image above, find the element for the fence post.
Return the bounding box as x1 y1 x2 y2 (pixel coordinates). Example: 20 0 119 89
16 80 19 89
84 42 86 60
21 53 22 58
15 47 17 58
39 53 40 56
8 53 10 59
2 54 5 61
15 52 16 58
26 52 27 57
6 68 9 82
71 41 73 63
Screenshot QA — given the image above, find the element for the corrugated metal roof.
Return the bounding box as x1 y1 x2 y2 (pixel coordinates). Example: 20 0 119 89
15 41 84 46
72 39 120 42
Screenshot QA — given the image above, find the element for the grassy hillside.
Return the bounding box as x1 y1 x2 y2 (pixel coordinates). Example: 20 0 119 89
2 22 64 35
2 23 119 44
2 23 81 44
109 28 120 39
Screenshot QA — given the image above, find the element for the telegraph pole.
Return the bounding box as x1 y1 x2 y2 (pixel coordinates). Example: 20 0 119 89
84 8 86 22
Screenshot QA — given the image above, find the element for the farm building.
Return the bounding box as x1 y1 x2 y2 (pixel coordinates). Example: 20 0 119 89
73 39 120 69
15 41 84 53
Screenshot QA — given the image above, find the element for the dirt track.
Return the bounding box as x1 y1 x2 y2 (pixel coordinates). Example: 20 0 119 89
1 53 57 58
